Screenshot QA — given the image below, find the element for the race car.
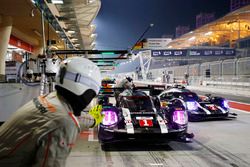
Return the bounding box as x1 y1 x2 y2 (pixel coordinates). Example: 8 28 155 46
158 85 237 121
97 89 193 147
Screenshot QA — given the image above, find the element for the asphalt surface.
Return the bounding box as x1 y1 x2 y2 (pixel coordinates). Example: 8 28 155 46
66 98 250 167
189 89 250 104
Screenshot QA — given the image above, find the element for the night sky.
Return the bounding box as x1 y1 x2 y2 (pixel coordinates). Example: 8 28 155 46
94 0 230 50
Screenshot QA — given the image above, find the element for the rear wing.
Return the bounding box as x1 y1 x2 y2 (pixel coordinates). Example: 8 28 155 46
99 85 165 96
148 85 165 96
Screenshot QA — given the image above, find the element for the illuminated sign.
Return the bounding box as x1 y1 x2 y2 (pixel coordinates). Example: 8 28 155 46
144 38 172 49
151 49 235 57
152 50 187 57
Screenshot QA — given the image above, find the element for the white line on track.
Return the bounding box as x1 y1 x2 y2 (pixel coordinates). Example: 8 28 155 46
149 163 164 166
230 100 250 105
88 128 98 141
231 108 250 114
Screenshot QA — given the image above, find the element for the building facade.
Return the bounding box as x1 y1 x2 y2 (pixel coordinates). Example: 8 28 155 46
231 0 250 11
175 26 190 38
196 13 215 28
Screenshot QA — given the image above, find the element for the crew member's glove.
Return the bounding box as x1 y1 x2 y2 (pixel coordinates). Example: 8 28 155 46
89 105 104 127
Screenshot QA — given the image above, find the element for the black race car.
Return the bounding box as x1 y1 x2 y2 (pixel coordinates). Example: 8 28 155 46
97 89 193 148
158 85 237 121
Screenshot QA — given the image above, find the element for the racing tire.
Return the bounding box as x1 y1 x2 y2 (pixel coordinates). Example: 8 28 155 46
188 114 203 122
101 143 111 151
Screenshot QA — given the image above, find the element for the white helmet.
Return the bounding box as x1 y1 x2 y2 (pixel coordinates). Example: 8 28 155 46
55 57 101 96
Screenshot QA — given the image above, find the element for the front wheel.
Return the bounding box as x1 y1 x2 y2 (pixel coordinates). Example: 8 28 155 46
98 126 115 143
101 143 112 151
174 128 194 142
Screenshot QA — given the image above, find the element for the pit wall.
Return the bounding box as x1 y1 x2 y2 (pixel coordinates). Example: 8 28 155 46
117 57 250 90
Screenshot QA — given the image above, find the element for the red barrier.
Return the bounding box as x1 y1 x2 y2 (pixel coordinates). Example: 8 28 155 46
229 101 250 112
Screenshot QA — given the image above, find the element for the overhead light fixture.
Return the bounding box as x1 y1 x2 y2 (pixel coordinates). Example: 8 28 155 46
188 36 196 41
91 34 97 38
30 8 37 17
71 38 78 41
204 31 212 36
67 30 75 34
51 0 64 4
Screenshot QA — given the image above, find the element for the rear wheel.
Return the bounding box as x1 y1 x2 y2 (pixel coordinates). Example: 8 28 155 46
188 114 203 122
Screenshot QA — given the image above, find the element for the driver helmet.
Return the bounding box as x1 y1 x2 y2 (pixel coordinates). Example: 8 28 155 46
122 78 132 89
126 76 133 82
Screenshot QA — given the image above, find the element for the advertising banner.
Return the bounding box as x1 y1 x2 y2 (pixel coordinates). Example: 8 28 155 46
144 38 172 49
151 50 187 57
151 49 235 57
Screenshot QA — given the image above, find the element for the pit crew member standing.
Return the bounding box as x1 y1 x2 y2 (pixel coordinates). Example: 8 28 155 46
0 57 103 167
114 77 134 106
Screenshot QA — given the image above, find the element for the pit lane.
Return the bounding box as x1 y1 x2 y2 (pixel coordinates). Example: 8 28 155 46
189 89 250 104
66 98 250 167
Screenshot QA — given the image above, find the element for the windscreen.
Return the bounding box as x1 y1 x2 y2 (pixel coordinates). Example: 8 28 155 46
122 96 153 111
174 92 199 101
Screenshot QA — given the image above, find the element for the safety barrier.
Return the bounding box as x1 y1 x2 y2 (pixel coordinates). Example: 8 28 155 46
229 101 250 112
203 81 250 88
112 56 250 91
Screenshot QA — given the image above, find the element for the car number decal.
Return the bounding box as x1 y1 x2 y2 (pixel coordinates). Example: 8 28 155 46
139 119 153 127
122 108 134 134
206 104 217 111
157 115 168 133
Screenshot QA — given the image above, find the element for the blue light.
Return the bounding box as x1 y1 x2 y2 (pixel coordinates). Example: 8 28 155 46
223 100 230 109
186 101 198 111
173 110 187 125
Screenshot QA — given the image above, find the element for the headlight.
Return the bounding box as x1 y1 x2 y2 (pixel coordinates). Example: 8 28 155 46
101 110 118 126
173 110 188 125
223 100 230 109
186 101 198 111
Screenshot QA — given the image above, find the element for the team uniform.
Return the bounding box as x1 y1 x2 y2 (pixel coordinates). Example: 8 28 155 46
0 57 103 167
0 92 95 167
